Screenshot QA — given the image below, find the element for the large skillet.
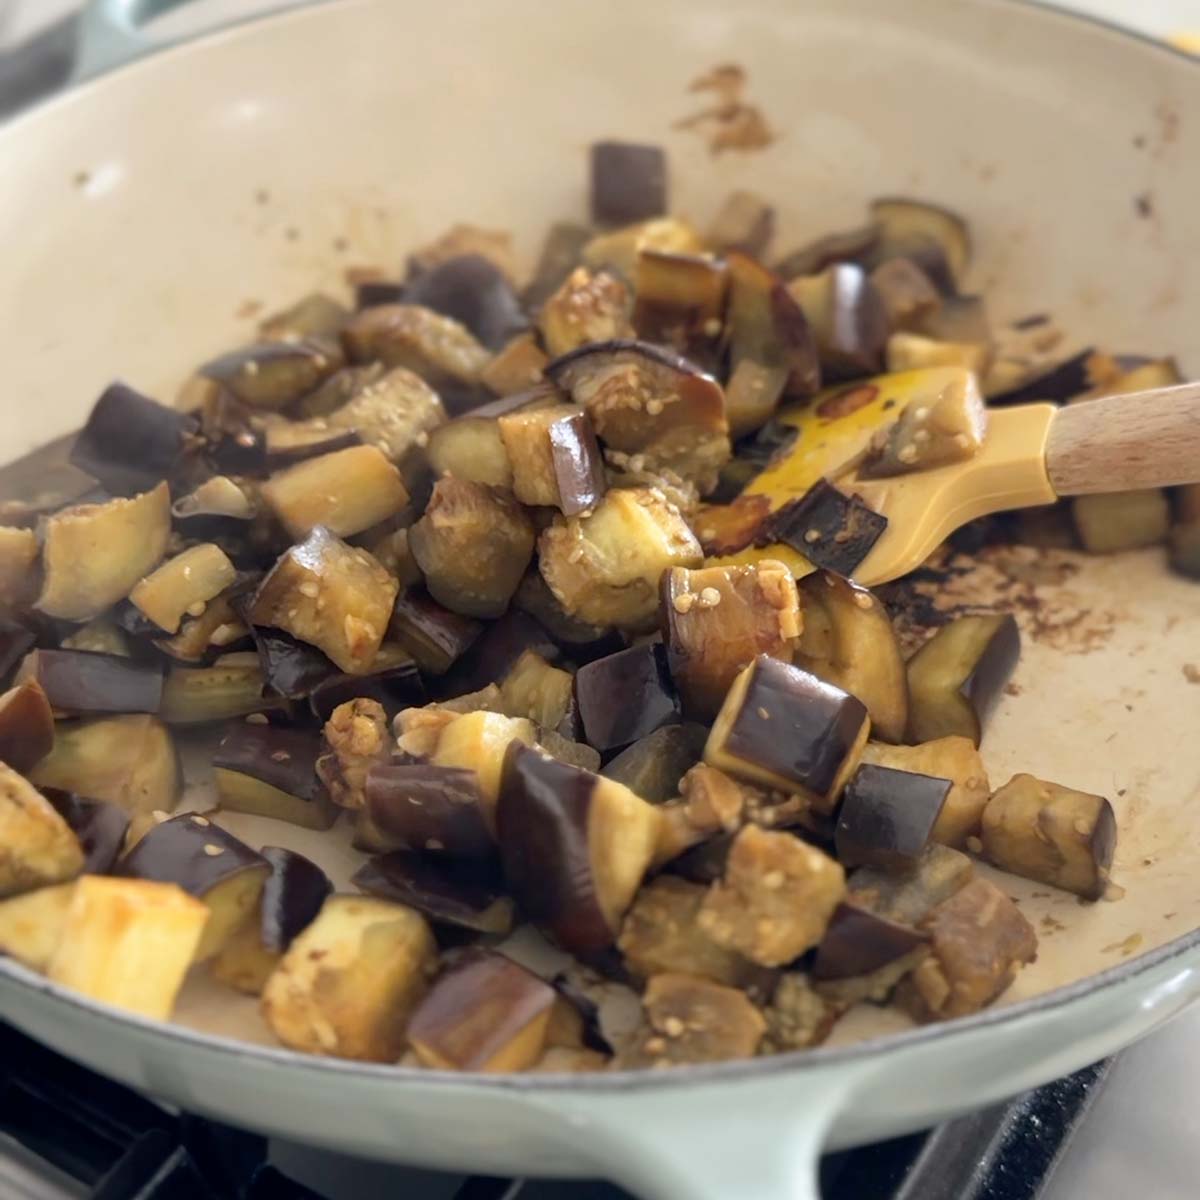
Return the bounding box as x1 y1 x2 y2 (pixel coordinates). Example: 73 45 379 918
2 1 1200 1195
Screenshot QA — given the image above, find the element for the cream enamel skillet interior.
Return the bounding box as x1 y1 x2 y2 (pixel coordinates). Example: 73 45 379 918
1 1 1200 1197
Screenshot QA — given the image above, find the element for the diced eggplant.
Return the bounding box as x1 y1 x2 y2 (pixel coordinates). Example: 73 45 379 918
196 387 268 476
426 412 515 489
705 655 870 811
159 658 278 725
342 303 491 389
499 650 575 731
214 724 337 830
766 479 888 577
867 197 971 290
389 589 482 675
408 951 555 1072
981 774 1116 900
362 763 492 858
869 258 942 331
199 338 344 410
916 293 991 349
0 528 38 615
316 697 391 811
861 737 991 848
523 222 593 311
618 876 768 992
498 406 607 515
884 331 989 376
46 876 208 1020
623 973 765 1067
323 366 446 466
652 763 757 868
17 649 163 716
835 764 950 870
697 825 845 966
430 711 537 820
849 843 974 926
172 476 257 526
539 487 702 630
787 263 890 380
774 223 881 281
61 615 132 659
409 223 517 281
262 422 362 472
795 571 907 742
308 655 425 722
128 543 238 635
582 217 703 281
546 339 730 492
261 444 408 541
575 641 680 752
258 292 349 341
41 789 130 875
0 619 34 685
706 190 775 258
896 877 1036 1022
906 614 1020 746
590 141 667 226
246 624 337 699
1071 490 1170 554
352 852 513 935
632 250 728 358
69 382 198 495
760 973 838 1053
600 723 707 804
250 527 398 674
402 254 527 351
497 743 661 954
261 894 436 1061
536 728 601 773
513 571 623 661
408 477 534 618
30 715 180 817
660 560 802 720
434 609 562 700
0 764 84 898
0 678 54 772
37 483 171 622
811 900 928 982
1169 520 1200 579
259 846 333 953
0 881 76 970
120 813 269 961
480 333 549 398
537 268 633 359
209 913 280 995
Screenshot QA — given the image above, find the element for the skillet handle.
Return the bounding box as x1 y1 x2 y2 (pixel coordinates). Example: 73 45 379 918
75 0 210 79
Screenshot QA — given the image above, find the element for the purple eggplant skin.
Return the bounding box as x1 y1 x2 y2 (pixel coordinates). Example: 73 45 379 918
352 850 511 934
364 763 493 858
41 788 130 875
264 429 362 472
212 724 326 802
245 623 338 700
835 764 951 871
201 390 269 476
574 641 680 753
403 255 528 351
355 281 406 310
590 142 667 226
258 845 333 953
120 812 267 895
548 412 608 518
18 649 164 716
811 900 928 981
550 972 614 1053
433 610 561 700
308 662 425 722
767 479 888 577
69 382 198 495
987 348 1095 407
0 620 35 687
389 589 483 677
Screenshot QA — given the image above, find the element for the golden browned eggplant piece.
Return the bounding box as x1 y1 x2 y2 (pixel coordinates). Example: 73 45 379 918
480 333 549 397
129 543 238 635
848 843 975 927
632 249 728 358
760 973 838 1052
981 774 1116 900
499 650 575 731
884 332 989 376
430 710 537 820
537 268 633 359
316 697 390 811
0 881 76 970
0 527 38 614
342 303 491 388
906 614 1020 745
0 764 84 899
0 678 54 773
582 217 703 280
660 560 803 721
200 338 344 409
259 292 349 341
497 405 606 515
324 365 446 464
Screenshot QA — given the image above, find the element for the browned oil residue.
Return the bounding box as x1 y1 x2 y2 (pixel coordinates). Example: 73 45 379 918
1101 932 1143 956
676 64 775 154
1040 915 1066 934
1183 663 1200 684
235 298 264 320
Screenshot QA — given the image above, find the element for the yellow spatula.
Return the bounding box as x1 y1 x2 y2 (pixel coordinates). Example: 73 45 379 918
706 367 1200 586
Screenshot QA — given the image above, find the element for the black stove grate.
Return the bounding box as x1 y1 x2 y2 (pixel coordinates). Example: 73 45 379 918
0 1021 1110 1200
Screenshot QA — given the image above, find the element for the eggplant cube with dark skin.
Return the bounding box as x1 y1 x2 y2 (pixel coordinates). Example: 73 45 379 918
539 487 702 630
408 477 535 619
697 825 846 967
402 254 527 351
707 191 775 258
981 774 1116 900
811 900 928 982
42 789 130 875
17 649 164 717
835 764 950 871
787 263 890 380
868 257 942 331
408 951 556 1073
536 268 634 360
362 764 493 858
868 197 971 289
766 479 888 578
600 723 708 804
199 338 344 410
632 249 729 358
341 303 492 388
705 655 870 812
906 614 1020 746
0 764 85 899
497 743 661 955
574 641 680 752
214 724 338 831
429 710 538 821
660 559 803 721
590 141 667 226
498 405 607 516
848 843 975 926
389 589 482 676
261 894 437 1061
120 813 270 961
0 678 54 773
250 527 398 675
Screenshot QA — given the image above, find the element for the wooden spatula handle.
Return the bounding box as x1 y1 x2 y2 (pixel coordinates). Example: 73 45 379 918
1044 382 1200 496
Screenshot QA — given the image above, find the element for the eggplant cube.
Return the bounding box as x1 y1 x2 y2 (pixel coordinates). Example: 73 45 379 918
590 141 667 226
786 262 889 379
0 678 54 773
316 697 391 812
849 843 975 926
574 641 680 752
632 249 729 356
906 614 1020 746
499 650 575 732
835 764 950 871
498 406 606 515
430 710 537 820
42 790 130 875
260 894 436 1061
630 973 766 1067
17 649 163 717
811 900 928 981
200 338 343 409
129 544 238 634
767 479 888 578
325 366 447 463
705 655 869 810
0 527 38 615
210 916 280 996
46 876 208 1020
214 724 338 830
408 952 555 1073
0 881 76 970
0 765 84 899
981 774 1116 900
480 333 549 396
498 743 661 954
389 589 482 676
660 560 803 721
537 268 633 360
601 723 708 804
697 825 845 966
250 527 398 675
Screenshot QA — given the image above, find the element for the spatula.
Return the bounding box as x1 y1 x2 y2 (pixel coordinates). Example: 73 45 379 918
709 367 1200 586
